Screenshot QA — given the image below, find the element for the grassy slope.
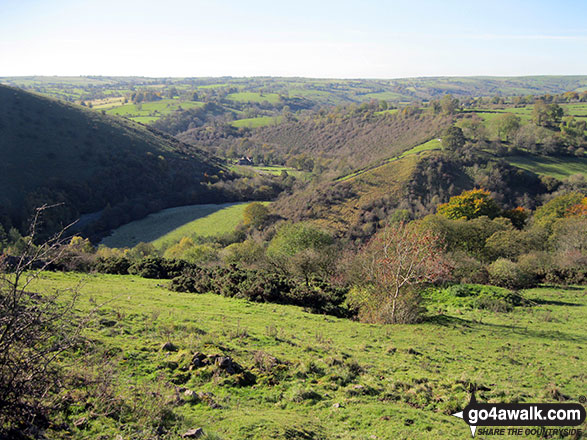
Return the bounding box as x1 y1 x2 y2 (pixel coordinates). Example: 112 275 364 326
101 202 251 248
277 155 420 233
231 116 283 128
0 85 218 208
337 138 442 182
252 113 451 171
505 153 587 180
33 272 587 439
464 103 587 180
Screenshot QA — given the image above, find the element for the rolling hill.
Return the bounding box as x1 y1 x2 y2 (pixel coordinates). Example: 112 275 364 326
0 84 225 238
3 75 587 107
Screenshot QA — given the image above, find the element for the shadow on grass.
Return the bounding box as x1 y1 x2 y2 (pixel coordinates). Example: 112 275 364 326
536 284 585 291
423 314 584 343
531 298 583 307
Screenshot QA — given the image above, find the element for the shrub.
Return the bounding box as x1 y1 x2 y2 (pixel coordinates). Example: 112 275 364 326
170 265 351 317
449 251 488 284
487 258 535 289
93 256 132 274
128 257 192 279
543 250 587 285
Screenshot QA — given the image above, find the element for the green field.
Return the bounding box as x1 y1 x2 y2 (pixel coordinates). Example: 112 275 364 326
228 164 307 179
101 202 253 249
106 99 204 121
226 92 281 104
32 272 587 439
506 153 587 180
399 138 442 157
231 116 283 128
374 109 399 116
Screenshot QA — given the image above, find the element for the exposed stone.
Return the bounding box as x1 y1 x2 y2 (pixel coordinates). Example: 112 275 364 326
182 427 204 438
161 341 178 352
190 352 207 368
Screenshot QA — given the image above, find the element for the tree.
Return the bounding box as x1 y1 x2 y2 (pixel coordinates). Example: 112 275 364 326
351 222 450 324
437 189 501 220
440 94 459 115
243 203 270 229
533 192 584 231
442 126 466 151
533 101 563 128
0 206 84 433
560 116 587 147
494 113 520 142
461 116 488 141
266 222 335 285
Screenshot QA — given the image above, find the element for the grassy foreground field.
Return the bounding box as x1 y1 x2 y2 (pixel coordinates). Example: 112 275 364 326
101 203 251 248
34 272 586 439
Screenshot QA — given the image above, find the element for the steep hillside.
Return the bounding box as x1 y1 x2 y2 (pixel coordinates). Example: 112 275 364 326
0 85 224 237
178 110 452 173
272 146 549 240
273 155 422 234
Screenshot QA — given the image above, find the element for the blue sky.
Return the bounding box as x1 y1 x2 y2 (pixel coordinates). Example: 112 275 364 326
1 0 586 78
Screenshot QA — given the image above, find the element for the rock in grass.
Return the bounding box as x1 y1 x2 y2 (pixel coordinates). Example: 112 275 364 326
182 427 204 438
161 341 178 352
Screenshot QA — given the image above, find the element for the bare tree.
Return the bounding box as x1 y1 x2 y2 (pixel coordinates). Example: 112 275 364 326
0 205 85 433
352 222 450 323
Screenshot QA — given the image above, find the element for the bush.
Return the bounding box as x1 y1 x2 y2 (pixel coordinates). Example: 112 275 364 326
517 252 552 283
487 258 535 289
449 251 488 284
543 251 587 285
93 256 132 274
170 265 351 317
128 257 192 279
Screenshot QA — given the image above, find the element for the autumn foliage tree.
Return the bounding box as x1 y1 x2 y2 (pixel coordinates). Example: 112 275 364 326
350 222 450 324
437 189 500 220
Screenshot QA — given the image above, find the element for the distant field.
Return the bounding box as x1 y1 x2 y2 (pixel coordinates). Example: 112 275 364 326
399 138 442 157
229 164 307 179
374 109 399 116
101 202 254 248
226 92 281 104
106 99 204 120
197 83 229 89
88 96 125 109
561 102 587 118
506 153 587 180
130 116 159 124
231 115 283 128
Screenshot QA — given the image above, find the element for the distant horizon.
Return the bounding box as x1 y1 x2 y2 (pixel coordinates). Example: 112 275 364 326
2 0 586 78
2 74 587 81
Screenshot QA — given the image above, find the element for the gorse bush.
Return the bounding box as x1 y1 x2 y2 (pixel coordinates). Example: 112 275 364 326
171 265 350 317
